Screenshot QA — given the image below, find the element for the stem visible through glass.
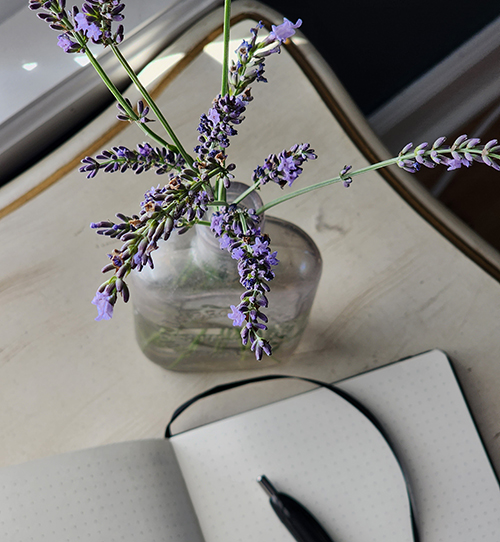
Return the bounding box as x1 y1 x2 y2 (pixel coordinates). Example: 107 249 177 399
221 0 232 97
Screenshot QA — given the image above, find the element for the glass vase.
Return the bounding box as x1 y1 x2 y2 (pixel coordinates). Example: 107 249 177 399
130 183 322 371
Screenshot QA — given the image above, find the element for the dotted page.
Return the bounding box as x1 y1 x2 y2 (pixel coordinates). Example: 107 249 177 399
171 349 500 542
337 349 500 541
1 351 498 542
171 387 414 542
0 440 204 542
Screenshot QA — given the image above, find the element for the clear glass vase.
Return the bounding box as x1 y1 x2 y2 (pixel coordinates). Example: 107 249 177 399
130 183 322 371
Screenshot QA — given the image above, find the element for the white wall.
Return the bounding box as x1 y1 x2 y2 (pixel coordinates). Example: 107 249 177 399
0 0 24 23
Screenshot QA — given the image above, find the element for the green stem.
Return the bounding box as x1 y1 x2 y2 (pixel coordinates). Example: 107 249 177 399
110 44 194 166
254 154 427 215
232 182 261 204
66 27 173 149
218 183 227 204
221 0 232 96
255 146 500 214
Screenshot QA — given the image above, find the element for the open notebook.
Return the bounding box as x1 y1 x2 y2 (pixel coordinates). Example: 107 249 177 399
1 349 499 541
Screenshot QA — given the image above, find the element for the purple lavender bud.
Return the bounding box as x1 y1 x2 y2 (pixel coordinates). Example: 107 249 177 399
101 263 115 273
116 264 129 279
152 220 165 243
466 138 481 148
261 340 272 356
115 25 124 43
415 142 428 152
97 281 107 293
432 136 446 149
104 281 115 295
452 134 468 148
430 151 442 164
482 154 493 167
254 45 281 58
253 341 263 361
421 158 436 169
120 282 130 303
176 225 190 235
399 142 413 155
240 326 250 345
93 220 115 229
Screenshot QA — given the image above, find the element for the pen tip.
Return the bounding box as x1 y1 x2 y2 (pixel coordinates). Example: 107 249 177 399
257 475 277 497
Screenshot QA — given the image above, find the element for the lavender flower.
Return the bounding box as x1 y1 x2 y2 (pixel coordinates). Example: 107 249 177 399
268 18 302 43
30 0 70 32
91 290 114 320
397 135 500 173
196 89 253 156
31 3 500 363
228 18 301 96
210 205 278 360
30 0 125 50
57 32 80 52
115 99 154 124
340 165 353 187
252 143 317 187
80 144 184 178
88 165 214 320
76 0 125 46
74 11 101 40
228 305 246 327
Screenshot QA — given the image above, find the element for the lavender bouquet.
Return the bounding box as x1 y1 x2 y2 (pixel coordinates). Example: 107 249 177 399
30 0 500 361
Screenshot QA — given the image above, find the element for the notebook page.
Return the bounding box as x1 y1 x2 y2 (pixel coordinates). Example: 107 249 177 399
0 439 204 542
337 349 500 541
171 385 413 542
171 349 500 542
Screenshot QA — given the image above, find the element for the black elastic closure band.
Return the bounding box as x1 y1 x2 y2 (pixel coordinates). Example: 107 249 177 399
165 374 419 542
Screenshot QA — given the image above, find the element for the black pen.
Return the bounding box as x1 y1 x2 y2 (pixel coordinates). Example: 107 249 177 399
257 475 335 542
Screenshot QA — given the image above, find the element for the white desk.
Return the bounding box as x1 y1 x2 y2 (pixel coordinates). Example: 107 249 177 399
1 1 499 474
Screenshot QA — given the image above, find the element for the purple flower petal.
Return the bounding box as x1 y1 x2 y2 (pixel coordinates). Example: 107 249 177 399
91 291 114 321
269 18 302 42
228 305 246 327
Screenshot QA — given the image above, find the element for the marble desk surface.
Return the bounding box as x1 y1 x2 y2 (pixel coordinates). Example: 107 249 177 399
1 1 499 474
